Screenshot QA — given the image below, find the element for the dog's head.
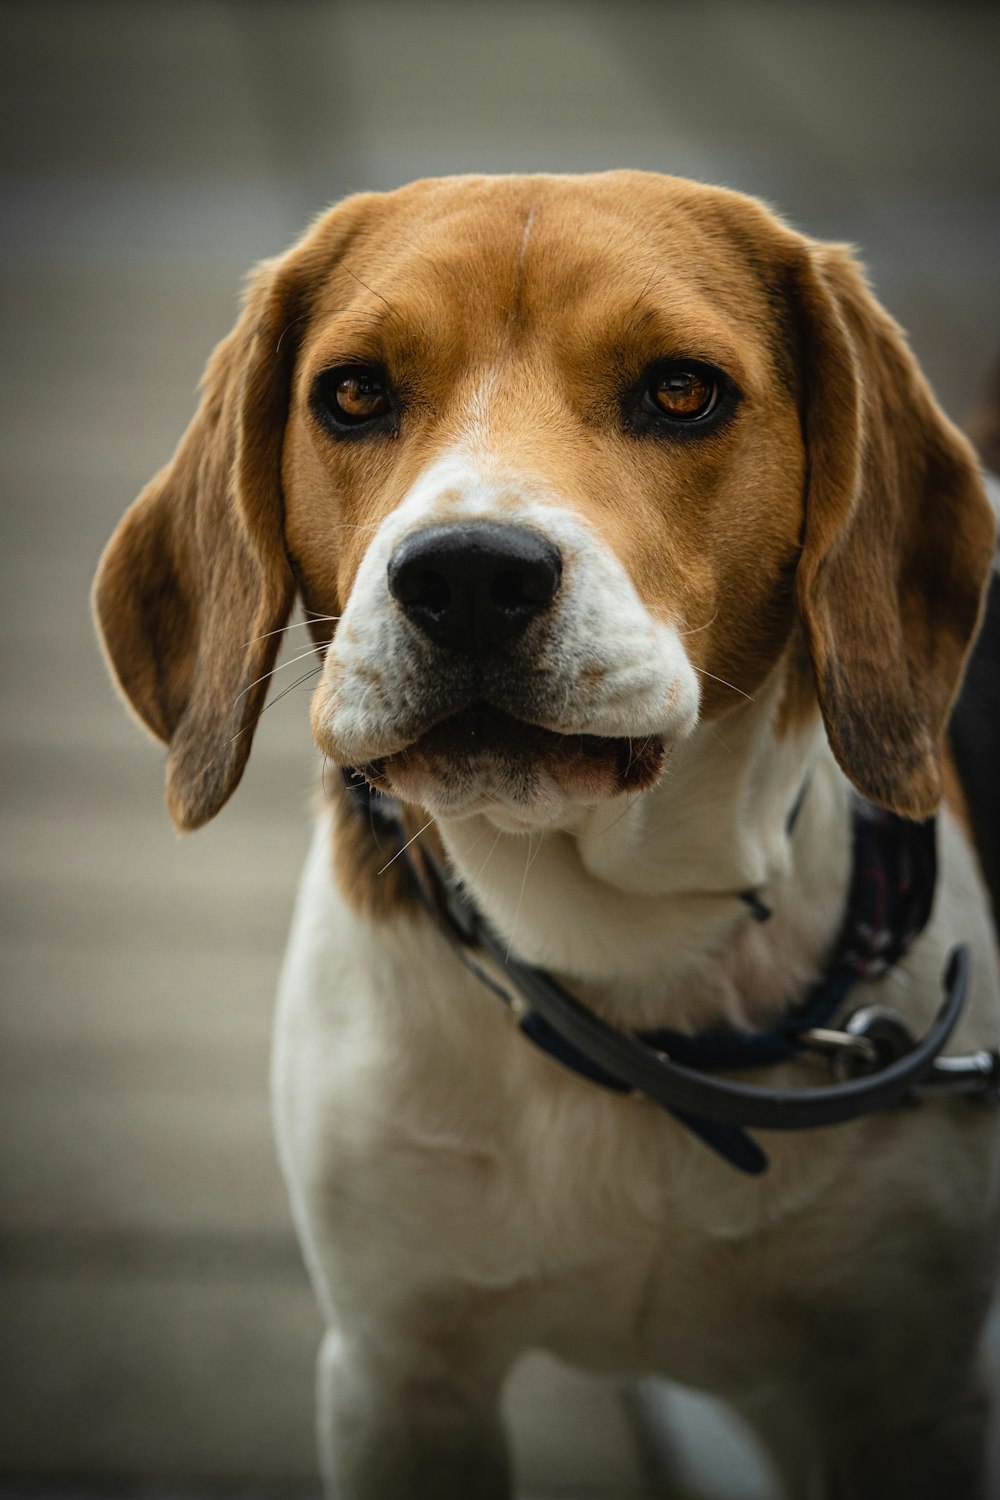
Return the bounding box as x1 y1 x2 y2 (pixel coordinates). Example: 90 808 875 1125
94 172 994 834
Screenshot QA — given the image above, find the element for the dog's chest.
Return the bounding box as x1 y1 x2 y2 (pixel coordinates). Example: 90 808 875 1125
275 806 1000 1395
274 845 858 1379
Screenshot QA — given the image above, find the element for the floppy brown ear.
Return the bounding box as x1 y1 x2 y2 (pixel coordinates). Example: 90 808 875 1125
793 243 995 819
93 252 312 831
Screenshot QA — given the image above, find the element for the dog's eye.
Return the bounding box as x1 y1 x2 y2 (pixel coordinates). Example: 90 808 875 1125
624 359 737 441
333 370 389 423
649 368 717 421
312 365 395 435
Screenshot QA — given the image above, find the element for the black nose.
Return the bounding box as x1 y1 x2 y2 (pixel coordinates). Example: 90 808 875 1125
387 522 562 654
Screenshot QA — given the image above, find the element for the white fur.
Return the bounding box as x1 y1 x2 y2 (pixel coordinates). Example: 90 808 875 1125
279 361 1000 1500
312 448 700 787
278 506 1000 1498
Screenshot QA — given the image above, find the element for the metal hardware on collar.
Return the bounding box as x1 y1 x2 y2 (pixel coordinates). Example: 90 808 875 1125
831 1005 919 1081
339 769 998 1174
797 1026 880 1070
831 1003 1000 1101
475 922 971 1133
771 1012 1000 1103
916 1050 1000 1100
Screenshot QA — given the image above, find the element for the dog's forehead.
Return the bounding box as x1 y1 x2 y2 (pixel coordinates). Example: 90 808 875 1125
304 172 790 356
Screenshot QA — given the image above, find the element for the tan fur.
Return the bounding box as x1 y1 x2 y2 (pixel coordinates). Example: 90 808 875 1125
330 785 445 922
94 171 1000 1500
92 197 381 830
95 172 993 847
790 244 993 819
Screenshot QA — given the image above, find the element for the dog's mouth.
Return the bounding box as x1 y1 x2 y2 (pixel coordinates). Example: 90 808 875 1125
356 703 665 816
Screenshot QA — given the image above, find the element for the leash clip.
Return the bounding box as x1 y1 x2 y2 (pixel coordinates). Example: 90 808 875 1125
800 1006 919 1083
801 1005 920 1084
832 1005 919 1082
806 1001 1000 1105
798 1025 880 1074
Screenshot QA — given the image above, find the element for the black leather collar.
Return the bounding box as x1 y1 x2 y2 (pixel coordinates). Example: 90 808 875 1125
340 769 999 1174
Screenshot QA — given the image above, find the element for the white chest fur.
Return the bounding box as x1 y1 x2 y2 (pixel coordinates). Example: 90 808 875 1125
272 719 1000 1402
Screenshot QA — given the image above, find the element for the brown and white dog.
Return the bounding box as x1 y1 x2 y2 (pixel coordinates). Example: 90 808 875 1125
94 172 999 1498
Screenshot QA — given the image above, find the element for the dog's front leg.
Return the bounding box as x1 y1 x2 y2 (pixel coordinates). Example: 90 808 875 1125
316 1325 512 1500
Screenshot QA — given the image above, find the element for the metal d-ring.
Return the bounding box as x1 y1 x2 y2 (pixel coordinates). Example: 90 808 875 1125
808 1004 1000 1101
798 1026 880 1073
800 1006 919 1083
838 1006 918 1082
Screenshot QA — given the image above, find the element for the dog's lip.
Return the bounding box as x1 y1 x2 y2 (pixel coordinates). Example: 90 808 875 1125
356 703 666 794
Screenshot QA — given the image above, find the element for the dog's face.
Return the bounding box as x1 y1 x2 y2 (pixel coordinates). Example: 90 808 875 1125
289 177 803 828
94 172 994 834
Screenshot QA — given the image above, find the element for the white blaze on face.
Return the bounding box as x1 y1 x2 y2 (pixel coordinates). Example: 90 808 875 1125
310 447 701 819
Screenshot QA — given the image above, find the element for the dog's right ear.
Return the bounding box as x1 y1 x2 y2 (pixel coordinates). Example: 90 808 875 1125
93 198 374 831
93 257 301 831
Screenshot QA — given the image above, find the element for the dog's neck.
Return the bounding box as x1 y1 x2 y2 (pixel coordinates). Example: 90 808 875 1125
436 672 854 1033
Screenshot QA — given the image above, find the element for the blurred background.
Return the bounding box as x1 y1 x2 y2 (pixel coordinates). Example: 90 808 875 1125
1 2 998 1496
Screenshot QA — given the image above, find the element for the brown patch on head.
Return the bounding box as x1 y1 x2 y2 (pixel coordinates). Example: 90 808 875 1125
281 174 814 734
96 171 995 837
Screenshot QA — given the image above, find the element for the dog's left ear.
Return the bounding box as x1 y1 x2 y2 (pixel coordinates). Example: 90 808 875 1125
793 242 995 819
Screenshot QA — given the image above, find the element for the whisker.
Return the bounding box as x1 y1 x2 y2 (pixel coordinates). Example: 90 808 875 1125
473 828 504 887
232 641 331 706
377 816 435 876
506 833 540 962
246 663 323 719
195 664 324 782
244 615 340 645
693 666 755 703
627 269 658 318
677 611 718 639
274 313 310 355
462 823 492 860
340 262 401 322
562 790 641 843
506 838 530 962
602 791 641 837
367 775 383 850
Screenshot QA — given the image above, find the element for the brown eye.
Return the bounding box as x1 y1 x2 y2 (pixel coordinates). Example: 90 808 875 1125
628 359 736 440
311 364 397 437
334 372 389 423
651 369 717 420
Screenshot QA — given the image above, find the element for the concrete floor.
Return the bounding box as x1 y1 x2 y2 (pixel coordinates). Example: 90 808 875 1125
1 1 998 1495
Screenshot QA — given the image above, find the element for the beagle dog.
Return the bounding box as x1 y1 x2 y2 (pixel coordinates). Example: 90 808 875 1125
94 172 999 1499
